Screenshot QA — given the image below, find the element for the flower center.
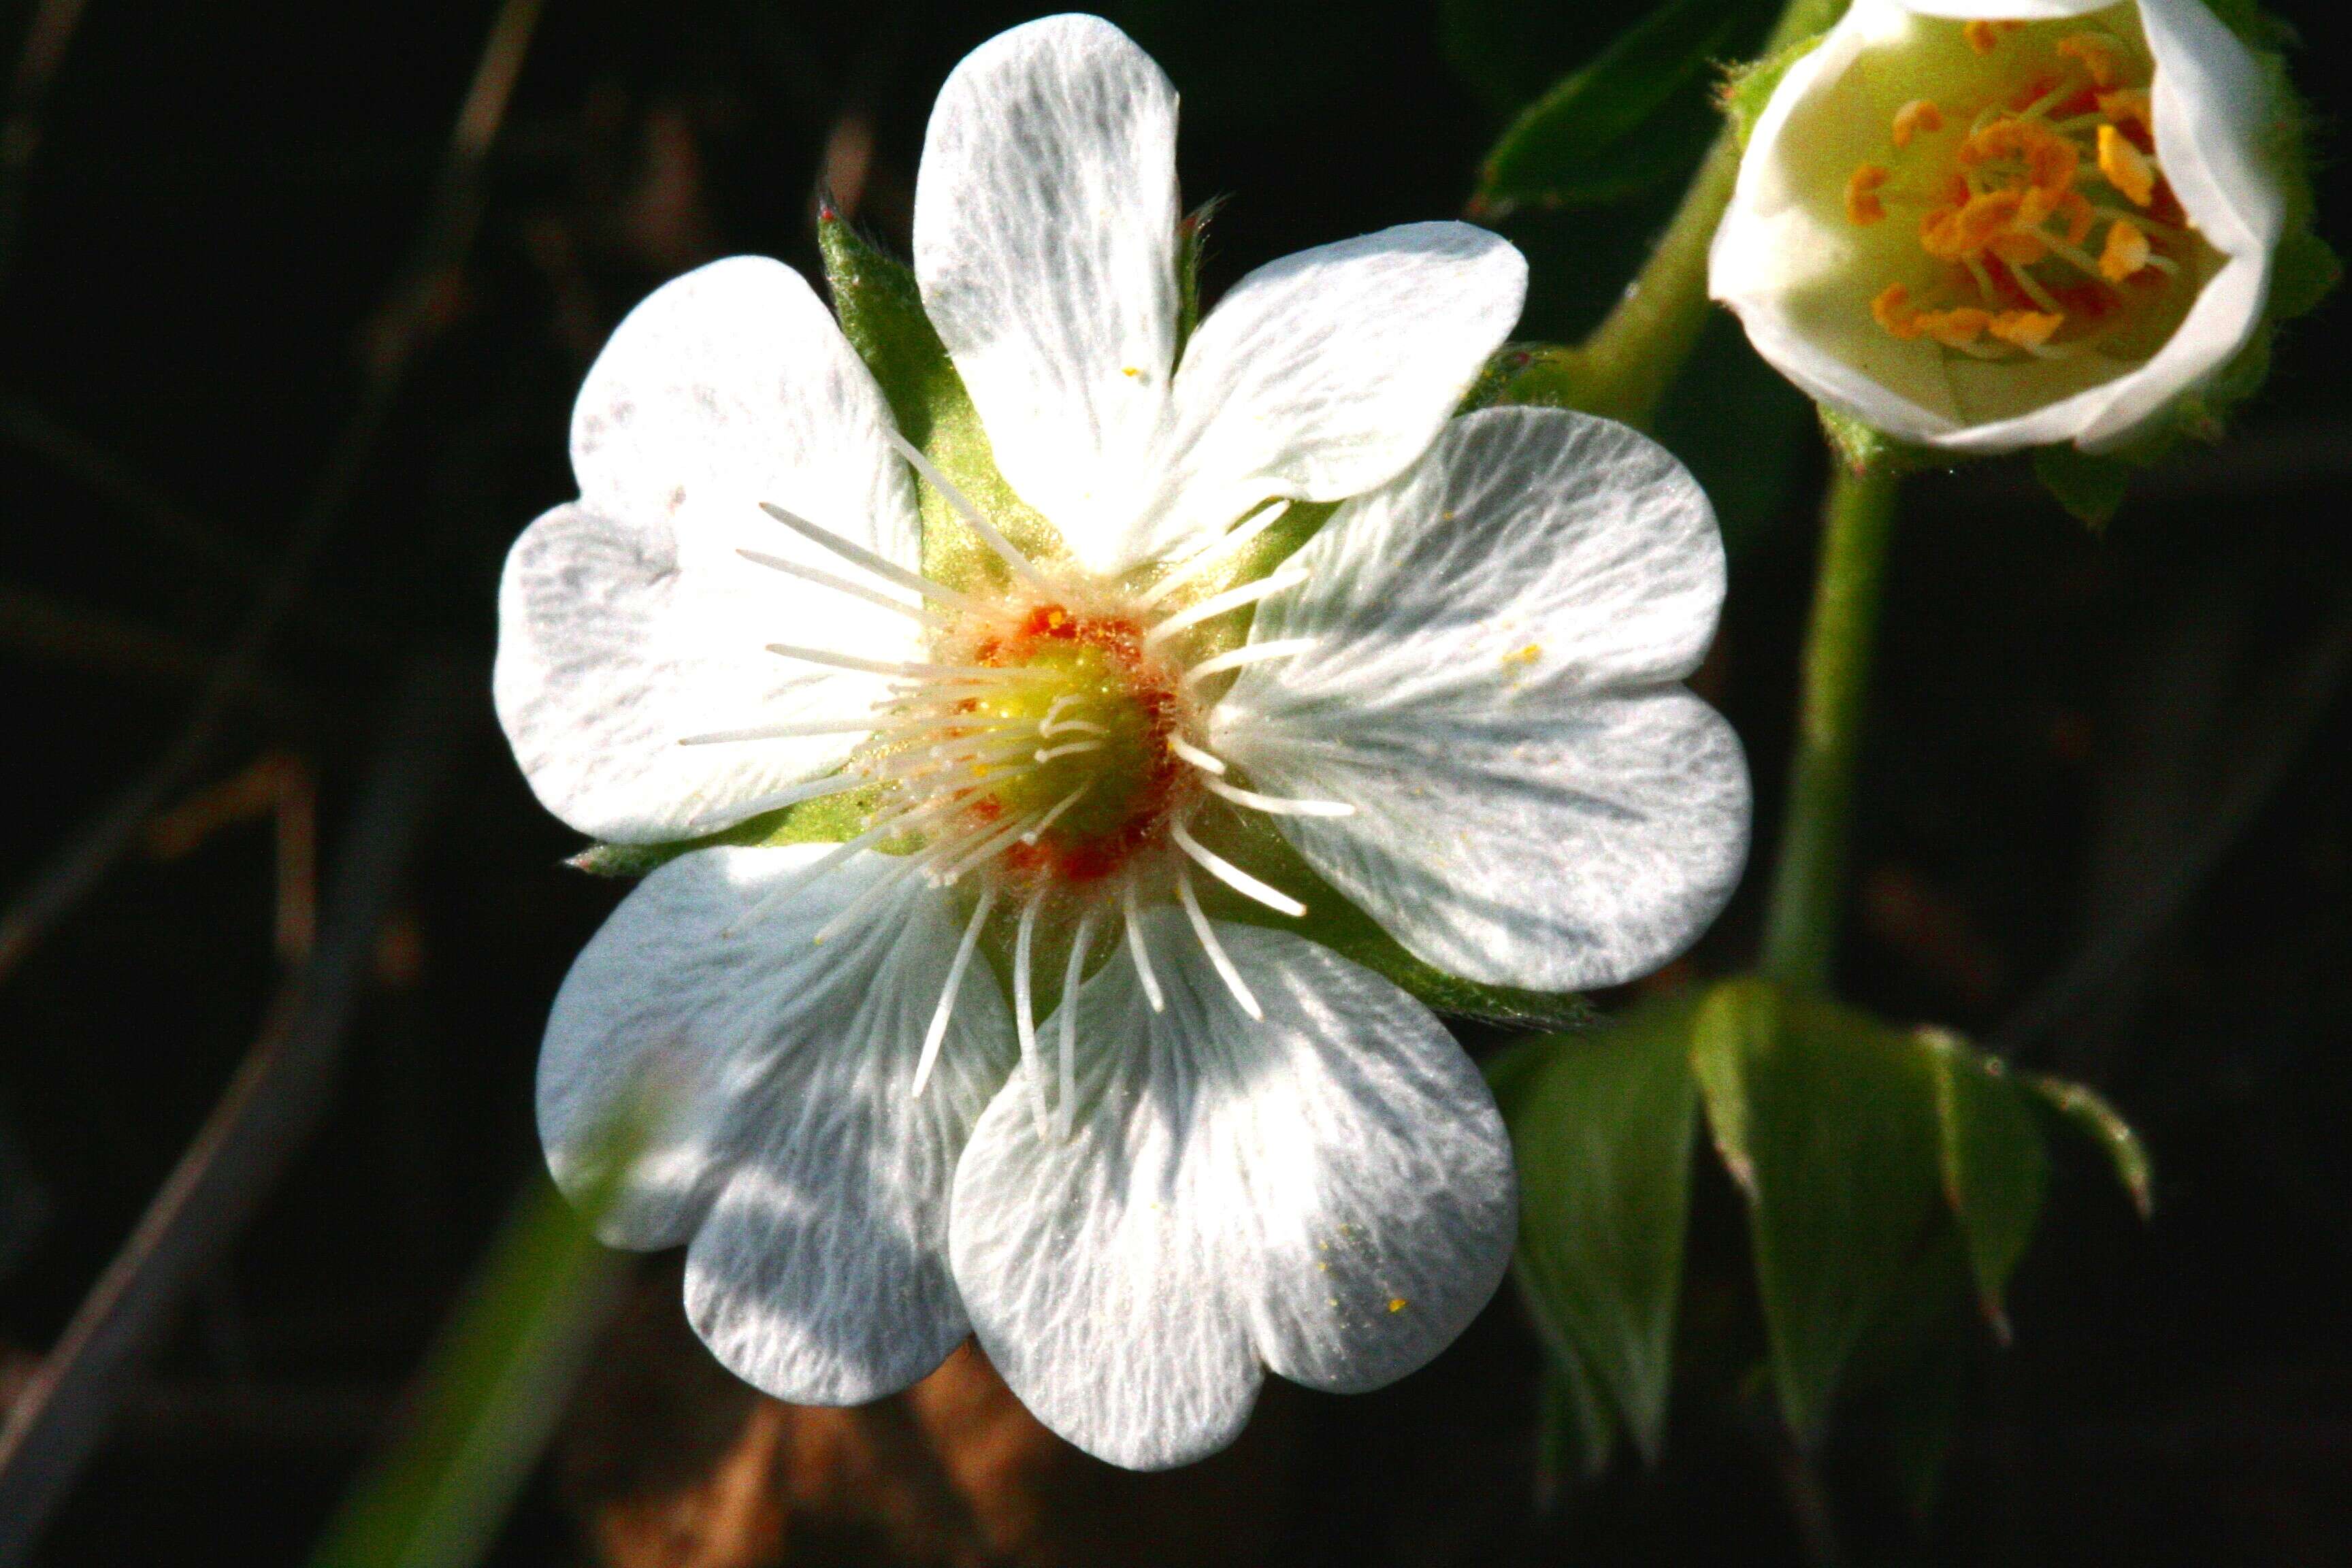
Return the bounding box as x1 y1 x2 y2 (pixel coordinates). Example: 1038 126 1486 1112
1844 17 2195 361
888 596 1196 894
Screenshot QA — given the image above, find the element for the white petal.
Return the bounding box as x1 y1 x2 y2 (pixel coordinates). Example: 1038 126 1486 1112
1708 0 2284 455
913 15 1179 567
1132 223 1527 572
949 910 1514 1470
496 258 923 842
538 845 1017 1405
1213 408 1749 991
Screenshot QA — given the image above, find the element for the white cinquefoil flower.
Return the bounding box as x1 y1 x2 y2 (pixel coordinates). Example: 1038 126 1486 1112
497 14 1749 1470
1710 0 2286 453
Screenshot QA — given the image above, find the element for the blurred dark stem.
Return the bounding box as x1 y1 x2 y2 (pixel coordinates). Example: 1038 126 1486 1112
1992 581 2352 1068
1759 463 1900 992
0 0 90 292
0 653 474 1565
0 0 544 989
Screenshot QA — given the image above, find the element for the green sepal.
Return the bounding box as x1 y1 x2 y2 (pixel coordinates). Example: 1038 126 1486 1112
1816 402 1936 478
1175 197 1224 365
1919 1028 2047 1338
564 783 887 879
1469 0 1753 219
2020 1071 2155 1220
1720 31 1824 150
1488 992 1703 1466
2031 446 2131 529
1534 1342 1619 1496
816 214 1063 589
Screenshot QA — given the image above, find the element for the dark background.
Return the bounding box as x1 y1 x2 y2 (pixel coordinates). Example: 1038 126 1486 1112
0 1 2346 1563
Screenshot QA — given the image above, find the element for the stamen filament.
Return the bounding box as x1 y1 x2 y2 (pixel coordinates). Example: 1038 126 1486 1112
757 502 980 612
735 549 953 629
883 431 1051 592
1169 736 1227 776
912 885 997 1098
677 719 876 745
768 644 1013 681
1056 910 1097 1140
1143 565 1309 648
1172 819 1307 918
1199 776 1356 818
809 851 925 945
1021 781 1094 843
1179 870 1261 1021
685 772 866 831
1136 500 1294 608
1013 894 1051 1135
1032 740 1103 764
1123 881 1165 1013
1183 638 1318 685
930 806 1044 885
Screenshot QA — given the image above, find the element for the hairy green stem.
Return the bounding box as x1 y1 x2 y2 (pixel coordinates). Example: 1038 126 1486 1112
1759 463 1901 993
1507 0 1843 427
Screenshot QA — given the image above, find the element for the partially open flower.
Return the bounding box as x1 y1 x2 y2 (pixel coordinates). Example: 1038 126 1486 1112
1710 0 2287 453
497 15 1749 1470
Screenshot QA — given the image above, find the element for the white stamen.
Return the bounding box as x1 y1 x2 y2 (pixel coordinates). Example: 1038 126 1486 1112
768 644 1011 681
1179 870 1262 1020
1169 736 1227 776
1171 820 1308 917
1122 880 1164 1013
684 772 866 830
735 549 954 628
1032 740 1102 764
757 502 980 611
1183 638 1318 685
912 885 997 1098
1056 910 1097 1141
1021 781 1094 843
725 792 968 934
1037 695 1109 739
808 851 925 945
678 719 876 746
929 806 1043 885
1013 894 1051 1135
1143 565 1309 648
883 431 1051 592
1136 500 1294 608
1200 775 1356 818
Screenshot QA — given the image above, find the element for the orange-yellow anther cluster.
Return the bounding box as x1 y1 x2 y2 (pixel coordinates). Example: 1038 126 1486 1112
1846 20 2187 360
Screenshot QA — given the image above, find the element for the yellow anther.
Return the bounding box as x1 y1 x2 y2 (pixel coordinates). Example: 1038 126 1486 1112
1891 99 1945 148
2097 124 2157 206
1990 229 2050 267
1961 20 2021 54
2097 89 2152 133
2055 33 2124 90
1846 164 1892 226
1922 189 2024 261
1915 307 1992 347
2100 217 2152 281
1990 310 2063 350
1872 284 1923 341
1387 1298 1408 1313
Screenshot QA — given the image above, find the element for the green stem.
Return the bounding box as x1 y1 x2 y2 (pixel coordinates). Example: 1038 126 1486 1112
1758 463 1901 993
1506 0 1843 428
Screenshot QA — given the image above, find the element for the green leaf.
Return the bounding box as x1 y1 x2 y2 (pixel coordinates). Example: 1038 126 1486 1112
1488 994 1702 1463
1535 1341 1620 1494
817 214 1062 589
564 783 888 879
1833 1223 1976 1516
2269 227 2342 325
308 1112 644 1568
1472 0 1755 216
2021 1072 2155 1220
1919 1028 2047 1337
1690 979 1945 1445
2032 445 2131 529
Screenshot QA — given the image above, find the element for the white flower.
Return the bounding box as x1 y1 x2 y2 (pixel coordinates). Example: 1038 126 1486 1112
1709 0 2286 453
496 14 1749 1470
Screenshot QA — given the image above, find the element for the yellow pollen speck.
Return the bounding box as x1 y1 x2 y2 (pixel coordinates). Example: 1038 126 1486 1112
1387 1298 1408 1313
2056 33 2123 89
1121 365 1143 378
1846 164 1891 225
1990 309 2063 349
1503 644 1541 666
1891 99 1944 149
2097 125 2157 206
2100 217 2152 281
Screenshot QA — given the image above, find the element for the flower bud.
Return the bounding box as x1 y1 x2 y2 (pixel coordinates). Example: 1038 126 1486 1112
1710 0 2309 457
